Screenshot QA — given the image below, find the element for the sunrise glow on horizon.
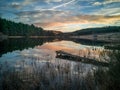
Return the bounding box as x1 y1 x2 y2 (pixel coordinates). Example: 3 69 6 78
0 0 120 32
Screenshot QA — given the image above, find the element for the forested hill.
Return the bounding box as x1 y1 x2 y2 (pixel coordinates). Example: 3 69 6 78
69 26 120 35
0 18 61 36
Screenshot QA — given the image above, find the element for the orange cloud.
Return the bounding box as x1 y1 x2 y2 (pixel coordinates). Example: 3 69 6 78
34 15 120 32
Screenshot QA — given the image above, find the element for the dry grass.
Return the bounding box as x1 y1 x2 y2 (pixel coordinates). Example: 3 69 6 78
0 50 120 90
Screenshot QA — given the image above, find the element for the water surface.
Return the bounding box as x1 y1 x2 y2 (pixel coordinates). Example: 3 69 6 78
0 38 118 90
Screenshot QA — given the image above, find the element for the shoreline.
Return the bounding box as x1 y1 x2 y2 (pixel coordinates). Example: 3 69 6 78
1 32 120 43
70 32 120 43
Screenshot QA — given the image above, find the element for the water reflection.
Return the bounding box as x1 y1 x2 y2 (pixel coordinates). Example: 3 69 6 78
0 40 108 74
0 46 97 79
37 41 108 62
0 38 59 57
0 37 112 57
0 38 117 90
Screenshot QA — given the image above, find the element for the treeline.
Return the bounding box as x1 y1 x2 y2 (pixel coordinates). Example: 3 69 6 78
0 17 61 36
71 26 120 35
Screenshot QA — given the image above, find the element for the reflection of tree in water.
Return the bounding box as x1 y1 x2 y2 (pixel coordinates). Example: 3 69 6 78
1 36 117 57
65 38 109 46
0 38 56 57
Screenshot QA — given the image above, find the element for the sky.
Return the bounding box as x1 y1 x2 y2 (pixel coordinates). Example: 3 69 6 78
0 0 120 32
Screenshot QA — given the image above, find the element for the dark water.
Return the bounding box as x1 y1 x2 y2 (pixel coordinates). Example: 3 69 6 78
0 38 119 90
0 38 111 57
0 38 116 73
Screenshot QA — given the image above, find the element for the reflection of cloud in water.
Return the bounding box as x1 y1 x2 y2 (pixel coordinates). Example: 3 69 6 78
21 48 56 61
37 40 105 60
37 41 86 56
0 40 110 90
39 40 104 50
0 45 97 77
0 48 56 70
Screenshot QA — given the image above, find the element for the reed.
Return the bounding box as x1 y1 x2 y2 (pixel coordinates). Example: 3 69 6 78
0 50 119 90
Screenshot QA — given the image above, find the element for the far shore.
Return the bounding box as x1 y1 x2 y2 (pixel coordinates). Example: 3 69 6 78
8 36 25 38
70 32 120 43
8 36 61 38
1 32 120 43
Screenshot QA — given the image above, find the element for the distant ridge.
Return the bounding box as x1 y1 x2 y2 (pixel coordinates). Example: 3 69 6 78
69 26 120 35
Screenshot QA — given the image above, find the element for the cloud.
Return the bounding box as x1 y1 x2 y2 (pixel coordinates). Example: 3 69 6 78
10 2 21 9
92 7 120 15
34 0 77 11
103 0 120 4
45 0 62 3
51 0 76 10
6 0 39 10
93 0 120 6
14 9 72 24
38 15 120 24
22 0 36 5
12 0 75 10
93 2 102 6
34 15 120 32
0 0 119 32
